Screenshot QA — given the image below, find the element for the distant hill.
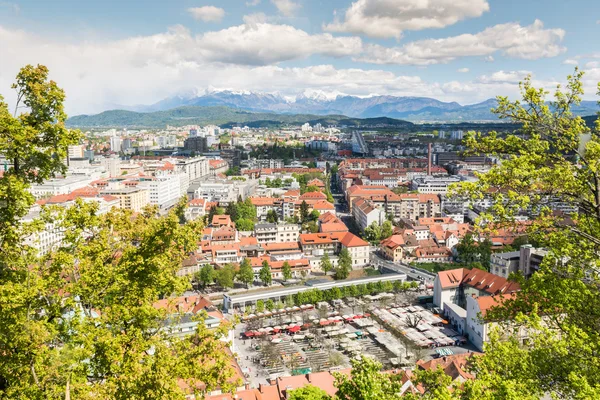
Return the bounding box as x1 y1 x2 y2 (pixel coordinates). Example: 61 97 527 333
118 90 600 122
66 106 415 129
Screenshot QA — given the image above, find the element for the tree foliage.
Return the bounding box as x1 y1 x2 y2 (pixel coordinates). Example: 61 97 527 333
266 209 279 223
282 261 292 281
288 385 332 400
215 264 236 289
446 70 600 398
320 253 333 274
197 264 215 287
334 249 352 280
259 260 272 286
238 258 254 288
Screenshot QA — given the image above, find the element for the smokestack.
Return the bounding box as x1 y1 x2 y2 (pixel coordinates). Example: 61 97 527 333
427 143 432 176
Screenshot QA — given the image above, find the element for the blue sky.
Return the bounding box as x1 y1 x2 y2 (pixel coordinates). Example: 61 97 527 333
1 0 599 114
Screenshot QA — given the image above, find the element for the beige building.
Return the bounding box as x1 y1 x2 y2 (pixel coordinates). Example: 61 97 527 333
101 187 150 211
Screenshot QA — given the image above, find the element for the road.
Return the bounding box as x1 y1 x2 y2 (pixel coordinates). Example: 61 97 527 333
371 252 436 284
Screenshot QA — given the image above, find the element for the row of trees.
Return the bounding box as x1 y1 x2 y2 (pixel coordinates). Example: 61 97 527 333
251 279 419 315
196 259 297 289
264 177 294 188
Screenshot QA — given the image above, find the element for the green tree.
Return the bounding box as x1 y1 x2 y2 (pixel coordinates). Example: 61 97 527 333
256 300 265 312
320 253 333 274
381 220 394 240
225 202 238 222
259 260 272 286
300 200 310 223
216 264 236 289
197 264 215 287
445 70 600 398
0 66 239 398
238 258 254 288
309 209 320 222
266 209 279 223
363 222 382 244
304 185 320 193
335 357 402 400
334 249 352 280
265 299 275 311
282 261 292 281
236 218 255 231
305 220 319 233
288 385 332 400
455 233 492 269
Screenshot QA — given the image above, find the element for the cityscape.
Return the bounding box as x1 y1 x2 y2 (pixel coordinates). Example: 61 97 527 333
1 1 600 399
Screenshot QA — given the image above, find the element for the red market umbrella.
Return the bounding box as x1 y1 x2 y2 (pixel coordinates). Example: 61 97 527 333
289 325 301 333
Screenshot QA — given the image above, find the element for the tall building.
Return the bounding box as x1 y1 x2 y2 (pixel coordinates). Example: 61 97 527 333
183 136 208 153
110 136 122 153
68 145 84 159
98 155 121 178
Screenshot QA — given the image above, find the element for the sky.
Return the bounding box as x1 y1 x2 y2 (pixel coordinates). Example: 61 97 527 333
1 0 599 115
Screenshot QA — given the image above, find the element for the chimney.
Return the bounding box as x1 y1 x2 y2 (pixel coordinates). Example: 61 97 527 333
427 143 432 176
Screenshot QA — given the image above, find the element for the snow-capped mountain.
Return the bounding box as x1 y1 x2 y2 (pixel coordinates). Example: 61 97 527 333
132 89 600 122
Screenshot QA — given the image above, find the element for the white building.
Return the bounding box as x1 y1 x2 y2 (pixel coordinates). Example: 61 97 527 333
410 176 462 195
29 175 93 198
98 155 121 178
138 175 182 210
110 136 122 153
352 197 386 231
301 123 312 132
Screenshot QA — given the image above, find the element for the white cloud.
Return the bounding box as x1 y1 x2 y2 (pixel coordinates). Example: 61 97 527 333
271 0 301 17
187 6 225 22
324 0 489 39
457 68 469 73
198 23 362 65
563 59 578 65
585 61 599 69
477 70 532 84
355 20 566 65
0 24 589 117
246 0 261 6
483 56 494 62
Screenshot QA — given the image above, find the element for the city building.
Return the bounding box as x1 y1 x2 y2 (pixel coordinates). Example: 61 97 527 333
352 197 386 231
137 175 182 210
490 251 521 279
183 136 208 153
100 187 150 212
433 268 520 312
410 176 462 195
29 175 93 198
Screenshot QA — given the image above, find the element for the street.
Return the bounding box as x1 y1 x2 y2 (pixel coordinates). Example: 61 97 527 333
371 252 436 283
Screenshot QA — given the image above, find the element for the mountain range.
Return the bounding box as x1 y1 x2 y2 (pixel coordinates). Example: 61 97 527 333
67 90 600 127
121 90 600 122
66 106 415 129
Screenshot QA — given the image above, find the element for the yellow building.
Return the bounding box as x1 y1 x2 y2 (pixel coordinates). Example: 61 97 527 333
380 235 405 262
101 187 150 212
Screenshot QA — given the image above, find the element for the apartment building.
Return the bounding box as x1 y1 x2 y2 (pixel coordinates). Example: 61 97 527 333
30 175 93 198
352 197 386 231
100 187 150 212
410 176 462 195
137 175 182 210
299 231 370 268
490 251 521 279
